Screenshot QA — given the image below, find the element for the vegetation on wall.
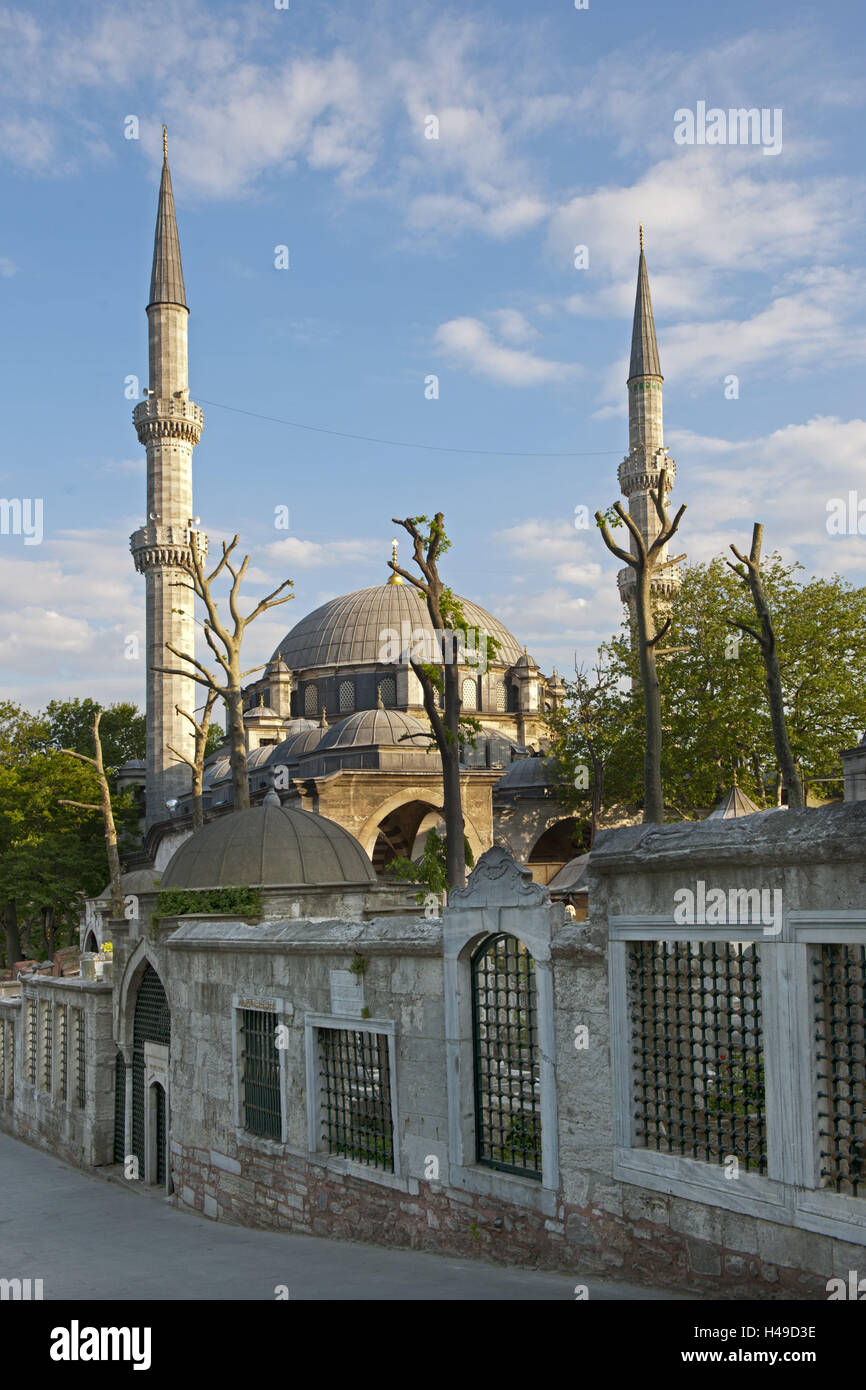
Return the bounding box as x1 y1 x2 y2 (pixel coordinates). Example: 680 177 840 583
153 885 263 923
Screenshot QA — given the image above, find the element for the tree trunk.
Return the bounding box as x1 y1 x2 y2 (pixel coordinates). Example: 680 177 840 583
226 661 250 811
442 658 466 890
590 755 604 848
751 748 766 807
634 574 664 822
191 765 204 831
3 901 22 969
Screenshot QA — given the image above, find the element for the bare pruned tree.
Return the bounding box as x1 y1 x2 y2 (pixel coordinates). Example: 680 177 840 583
155 534 293 812
389 513 479 892
726 522 804 809
59 707 124 919
168 687 219 830
595 476 686 823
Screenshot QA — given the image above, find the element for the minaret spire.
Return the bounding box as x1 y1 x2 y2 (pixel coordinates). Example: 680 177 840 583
130 139 207 827
616 229 679 612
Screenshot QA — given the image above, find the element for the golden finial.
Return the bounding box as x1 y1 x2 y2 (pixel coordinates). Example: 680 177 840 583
732 767 739 786
386 537 404 585
162 125 168 160
639 223 644 252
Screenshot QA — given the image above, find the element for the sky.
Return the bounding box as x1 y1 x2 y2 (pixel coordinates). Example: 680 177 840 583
1 0 864 714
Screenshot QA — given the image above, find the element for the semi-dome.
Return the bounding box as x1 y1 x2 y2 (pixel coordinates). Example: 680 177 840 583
160 802 376 889
271 583 524 672
319 708 431 751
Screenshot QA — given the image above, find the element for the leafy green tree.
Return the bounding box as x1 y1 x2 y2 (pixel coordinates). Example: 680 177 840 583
41 699 146 781
387 827 474 902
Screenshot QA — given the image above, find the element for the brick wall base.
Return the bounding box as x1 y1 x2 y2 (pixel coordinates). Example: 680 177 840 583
171 1140 827 1299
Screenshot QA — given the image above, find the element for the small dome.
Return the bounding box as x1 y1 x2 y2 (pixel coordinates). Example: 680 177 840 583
319 708 431 751
160 803 376 889
270 724 325 765
202 755 232 789
494 756 558 791
96 867 160 902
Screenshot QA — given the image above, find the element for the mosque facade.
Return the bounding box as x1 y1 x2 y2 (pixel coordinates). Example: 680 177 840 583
125 140 674 886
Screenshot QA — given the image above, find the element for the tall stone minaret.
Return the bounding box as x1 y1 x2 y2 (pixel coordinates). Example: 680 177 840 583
130 129 207 826
617 227 679 613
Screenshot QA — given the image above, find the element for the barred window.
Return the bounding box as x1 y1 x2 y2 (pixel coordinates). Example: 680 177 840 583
40 1001 52 1093
471 935 542 1179
628 940 766 1175
816 944 866 1198
240 1007 281 1139
494 679 507 713
339 679 355 714
71 1009 85 1110
0 1019 10 1102
318 1028 394 1172
378 676 396 709
56 1005 68 1101
26 1000 37 1086
461 677 478 711
304 683 318 717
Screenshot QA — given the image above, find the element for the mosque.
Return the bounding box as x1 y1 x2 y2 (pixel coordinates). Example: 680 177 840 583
119 134 676 889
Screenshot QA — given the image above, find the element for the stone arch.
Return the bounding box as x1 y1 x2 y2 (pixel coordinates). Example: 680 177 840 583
358 787 485 864
528 816 588 864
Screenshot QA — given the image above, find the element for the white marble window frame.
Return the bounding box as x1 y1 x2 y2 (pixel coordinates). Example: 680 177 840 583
609 912 866 1246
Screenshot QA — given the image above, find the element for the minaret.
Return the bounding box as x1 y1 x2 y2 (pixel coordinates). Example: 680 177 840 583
617 226 679 612
130 129 207 827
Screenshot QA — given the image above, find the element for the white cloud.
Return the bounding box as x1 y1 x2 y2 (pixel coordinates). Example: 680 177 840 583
434 317 577 387
265 536 380 569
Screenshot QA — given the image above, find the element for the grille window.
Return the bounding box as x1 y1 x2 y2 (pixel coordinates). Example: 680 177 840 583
461 677 479 711
132 966 170 1171
0 1020 9 1102
74 1010 86 1109
240 1008 281 1139
816 944 866 1197
628 940 766 1174
494 679 507 713
378 676 396 709
114 1052 126 1163
318 1028 394 1171
40 1001 52 1092
339 679 355 714
471 935 542 1179
304 684 318 717
57 1005 68 1101
27 1000 37 1086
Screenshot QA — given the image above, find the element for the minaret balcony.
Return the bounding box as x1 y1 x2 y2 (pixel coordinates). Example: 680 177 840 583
618 448 676 497
129 522 209 574
133 396 203 446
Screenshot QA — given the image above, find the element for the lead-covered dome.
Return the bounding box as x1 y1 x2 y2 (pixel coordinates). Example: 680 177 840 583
319 708 431 750
160 802 376 888
271 584 523 672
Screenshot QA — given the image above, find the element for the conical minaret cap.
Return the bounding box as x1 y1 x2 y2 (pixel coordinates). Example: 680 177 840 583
628 232 661 382
147 130 187 311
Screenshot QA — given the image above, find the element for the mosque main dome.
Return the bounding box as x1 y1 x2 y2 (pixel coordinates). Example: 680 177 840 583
271 583 524 673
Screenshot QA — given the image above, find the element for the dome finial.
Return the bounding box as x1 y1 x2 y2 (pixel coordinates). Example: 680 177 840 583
387 536 403 585
163 124 168 161
639 222 643 252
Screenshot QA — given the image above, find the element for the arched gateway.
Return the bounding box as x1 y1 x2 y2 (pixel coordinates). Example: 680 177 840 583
130 963 171 1186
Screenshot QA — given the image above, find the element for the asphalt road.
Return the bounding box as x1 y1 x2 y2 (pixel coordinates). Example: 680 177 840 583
0 1130 676 1301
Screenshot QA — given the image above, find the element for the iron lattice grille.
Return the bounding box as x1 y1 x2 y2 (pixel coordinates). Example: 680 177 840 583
131 965 170 1174
628 940 767 1174
377 676 396 709
57 1006 67 1101
494 679 507 713
471 934 542 1179
155 1084 167 1186
304 683 318 717
240 1008 281 1139
815 944 866 1196
27 1000 37 1086
113 1052 126 1164
74 1010 85 1108
461 677 479 711
41 1001 52 1093
339 679 355 714
319 1028 394 1171
0 1020 6 1102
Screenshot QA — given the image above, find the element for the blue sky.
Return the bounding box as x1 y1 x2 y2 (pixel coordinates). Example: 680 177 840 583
1 0 864 711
